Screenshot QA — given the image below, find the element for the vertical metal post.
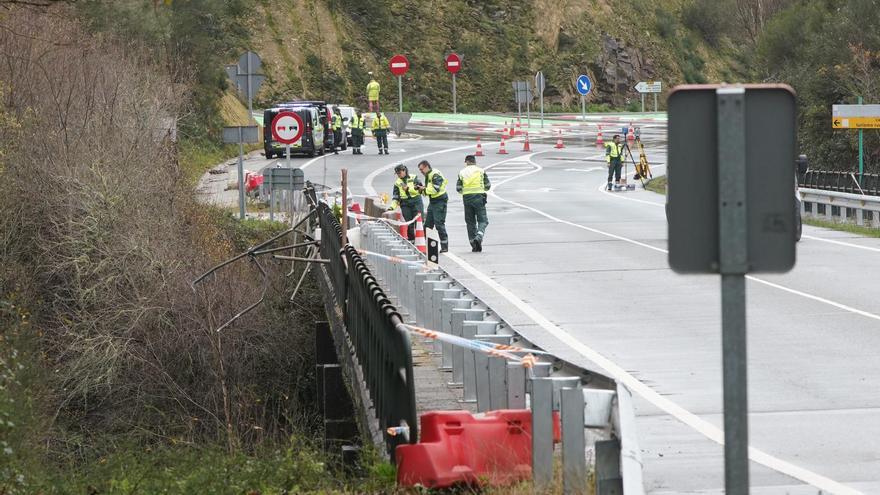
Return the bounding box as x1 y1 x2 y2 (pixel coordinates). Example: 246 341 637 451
341 169 348 246
654 92 658 112
237 129 246 220
717 87 750 495
398 75 403 113
452 73 457 114
562 386 587 495
268 171 274 222
641 94 645 113
540 86 544 129
858 96 864 185
245 52 253 121
531 377 554 492
581 95 585 122
526 87 531 127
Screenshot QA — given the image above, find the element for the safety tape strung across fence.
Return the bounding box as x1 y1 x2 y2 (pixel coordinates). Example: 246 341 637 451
348 210 418 226
402 324 543 368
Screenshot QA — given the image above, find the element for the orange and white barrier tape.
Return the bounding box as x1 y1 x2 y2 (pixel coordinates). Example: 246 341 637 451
402 324 542 368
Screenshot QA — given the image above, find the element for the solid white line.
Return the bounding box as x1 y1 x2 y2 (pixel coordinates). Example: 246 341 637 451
801 234 880 253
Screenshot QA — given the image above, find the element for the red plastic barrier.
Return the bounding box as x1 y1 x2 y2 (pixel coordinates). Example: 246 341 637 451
245 172 263 193
396 409 560 489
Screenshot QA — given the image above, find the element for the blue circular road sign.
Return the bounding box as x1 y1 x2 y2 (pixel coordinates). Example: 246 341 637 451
576 74 592 96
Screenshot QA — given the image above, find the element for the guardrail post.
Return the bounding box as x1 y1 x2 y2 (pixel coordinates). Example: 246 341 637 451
450 309 485 385
531 377 554 492
472 333 509 411
507 362 527 409
425 281 452 353
561 385 587 495
414 272 441 326
856 208 865 226
440 296 471 369
461 321 500 402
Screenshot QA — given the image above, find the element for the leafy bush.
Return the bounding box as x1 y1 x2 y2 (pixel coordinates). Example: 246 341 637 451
681 0 731 47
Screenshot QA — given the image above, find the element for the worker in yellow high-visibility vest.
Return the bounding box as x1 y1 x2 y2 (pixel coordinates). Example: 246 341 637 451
416 160 449 252
371 111 390 155
350 110 365 155
456 155 491 252
366 72 381 112
606 134 624 190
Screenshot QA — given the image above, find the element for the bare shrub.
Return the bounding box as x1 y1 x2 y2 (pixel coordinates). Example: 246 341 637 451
0 7 320 457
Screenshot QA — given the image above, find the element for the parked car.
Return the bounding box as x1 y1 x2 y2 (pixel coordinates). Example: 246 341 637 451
335 105 357 146
263 104 325 158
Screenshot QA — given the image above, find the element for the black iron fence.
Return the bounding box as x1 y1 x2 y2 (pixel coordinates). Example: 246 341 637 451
799 170 880 196
308 186 418 456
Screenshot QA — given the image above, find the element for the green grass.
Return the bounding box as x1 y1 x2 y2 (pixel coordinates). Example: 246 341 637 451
644 175 667 195
804 217 880 238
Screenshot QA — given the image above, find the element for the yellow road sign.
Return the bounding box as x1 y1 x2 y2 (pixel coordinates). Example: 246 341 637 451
832 117 880 129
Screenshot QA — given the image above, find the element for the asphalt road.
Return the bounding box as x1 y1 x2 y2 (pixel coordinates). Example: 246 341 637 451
205 116 880 493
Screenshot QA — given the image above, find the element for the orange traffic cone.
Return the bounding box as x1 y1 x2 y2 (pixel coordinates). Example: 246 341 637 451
554 130 565 149
596 125 604 147
522 132 531 152
398 212 408 238
497 137 509 154
475 137 485 157
627 122 635 142
509 120 516 138
414 214 426 254
502 120 508 136
515 117 522 135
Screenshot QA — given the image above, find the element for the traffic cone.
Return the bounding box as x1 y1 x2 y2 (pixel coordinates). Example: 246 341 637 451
515 117 522 135
414 214 427 254
497 137 509 154
509 120 516 138
627 122 635 142
596 125 604 147
522 132 531 152
554 130 565 149
475 136 485 157
502 120 508 136
398 212 408 238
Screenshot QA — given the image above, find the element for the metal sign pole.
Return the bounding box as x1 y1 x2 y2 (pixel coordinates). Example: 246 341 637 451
452 73 457 114
527 93 531 127
540 86 544 129
286 144 292 221
398 75 403 112
268 171 274 222
581 95 585 122
858 96 864 185
716 87 750 495
641 93 645 113
286 144 291 170
654 93 658 112
237 129 246 220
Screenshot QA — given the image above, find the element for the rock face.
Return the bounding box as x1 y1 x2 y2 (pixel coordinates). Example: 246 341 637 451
591 34 656 107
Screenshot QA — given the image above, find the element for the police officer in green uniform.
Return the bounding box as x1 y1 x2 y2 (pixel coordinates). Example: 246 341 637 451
606 134 624 190
350 110 365 155
372 112 390 155
387 164 424 242
416 160 449 252
456 155 490 252
331 108 343 155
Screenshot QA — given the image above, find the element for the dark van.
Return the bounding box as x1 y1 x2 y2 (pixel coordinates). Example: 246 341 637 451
263 105 325 158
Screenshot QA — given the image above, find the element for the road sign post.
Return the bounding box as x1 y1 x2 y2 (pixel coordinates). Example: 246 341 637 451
576 74 592 122
270 111 304 222
859 96 864 185
389 54 410 113
446 53 461 114
536 71 545 128
222 125 260 220
668 84 798 495
831 100 880 186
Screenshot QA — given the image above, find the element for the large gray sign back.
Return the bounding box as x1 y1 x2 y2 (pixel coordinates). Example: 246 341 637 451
667 85 797 273
385 112 412 137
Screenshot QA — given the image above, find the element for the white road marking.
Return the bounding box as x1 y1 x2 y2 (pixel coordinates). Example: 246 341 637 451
801 234 880 253
363 143 492 196
438 152 864 493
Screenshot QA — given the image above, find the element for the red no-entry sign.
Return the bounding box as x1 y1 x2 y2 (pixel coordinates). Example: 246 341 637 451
270 111 304 145
389 54 409 76
446 53 461 74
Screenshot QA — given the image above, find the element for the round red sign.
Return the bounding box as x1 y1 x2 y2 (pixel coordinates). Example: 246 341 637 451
389 54 409 76
445 53 461 74
271 111 304 145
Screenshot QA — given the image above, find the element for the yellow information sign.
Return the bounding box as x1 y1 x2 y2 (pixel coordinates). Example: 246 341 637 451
832 117 880 129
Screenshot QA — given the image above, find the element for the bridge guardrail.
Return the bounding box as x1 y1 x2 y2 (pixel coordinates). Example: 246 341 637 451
799 170 880 196
306 186 418 458
800 187 880 227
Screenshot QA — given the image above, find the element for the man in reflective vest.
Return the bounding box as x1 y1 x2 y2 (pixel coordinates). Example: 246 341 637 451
331 108 343 155
367 72 381 112
372 112 390 155
350 110 365 155
456 155 491 252
387 164 424 241
416 160 449 252
606 134 624 190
